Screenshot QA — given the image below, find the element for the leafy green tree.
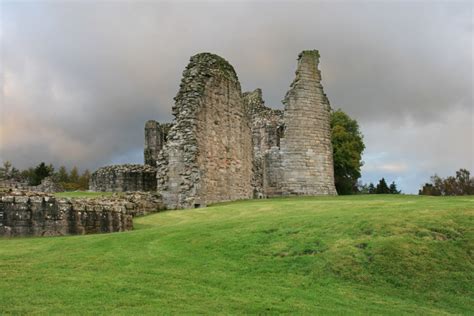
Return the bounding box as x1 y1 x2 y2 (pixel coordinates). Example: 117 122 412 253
420 169 474 196
455 169 473 195
330 109 365 195
375 178 390 194
418 183 440 196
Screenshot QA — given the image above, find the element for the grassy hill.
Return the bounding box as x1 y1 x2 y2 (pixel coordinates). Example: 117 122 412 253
1 195 473 314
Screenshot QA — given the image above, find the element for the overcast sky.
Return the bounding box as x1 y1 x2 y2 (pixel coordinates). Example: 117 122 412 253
1 0 472 193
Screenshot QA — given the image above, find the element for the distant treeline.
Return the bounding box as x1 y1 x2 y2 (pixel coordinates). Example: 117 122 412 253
419 169 473 196
358 178 401 194
0 161 90 191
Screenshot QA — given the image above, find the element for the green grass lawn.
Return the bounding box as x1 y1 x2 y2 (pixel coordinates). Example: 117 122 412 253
1 195 473 314
54 191 117 198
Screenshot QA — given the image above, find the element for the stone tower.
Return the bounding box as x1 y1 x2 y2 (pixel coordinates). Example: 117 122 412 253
278 50 337 195
156 53 254 209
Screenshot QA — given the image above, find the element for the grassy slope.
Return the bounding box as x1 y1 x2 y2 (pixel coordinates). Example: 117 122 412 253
0 195 473 314
55 191 116 198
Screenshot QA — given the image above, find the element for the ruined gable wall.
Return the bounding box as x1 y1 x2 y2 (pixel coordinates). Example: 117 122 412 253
157 53 253 209
278 50 337 195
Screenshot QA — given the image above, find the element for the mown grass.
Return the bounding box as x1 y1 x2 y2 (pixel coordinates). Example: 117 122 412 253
54 191 117 198
0 195 473 314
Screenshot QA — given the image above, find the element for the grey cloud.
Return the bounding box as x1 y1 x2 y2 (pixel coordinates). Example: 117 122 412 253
0 1 472 192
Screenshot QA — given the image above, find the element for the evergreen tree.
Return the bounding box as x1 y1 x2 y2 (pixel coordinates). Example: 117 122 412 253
31 162 51 185
389 181 400 194
57 166 69 183
375 178 390 194
368 183 375 194
69 166 80 184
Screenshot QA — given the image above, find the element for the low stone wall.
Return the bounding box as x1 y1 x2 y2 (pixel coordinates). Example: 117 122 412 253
0 177 64 193
90 191 164 217
90 164 157 192
0 190 163 238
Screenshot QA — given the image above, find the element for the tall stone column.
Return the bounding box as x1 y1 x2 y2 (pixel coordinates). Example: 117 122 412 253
279 50 337 195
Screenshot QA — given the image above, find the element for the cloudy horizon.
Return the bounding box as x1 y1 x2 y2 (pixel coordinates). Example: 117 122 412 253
1 0 472 193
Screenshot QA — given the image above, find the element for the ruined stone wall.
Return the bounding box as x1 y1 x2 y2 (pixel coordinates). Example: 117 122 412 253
0 177 64 193
144 121 172 166
277 50 337 195
90 164 157 192
157 53 253 209
87 50 337 208
0 190 164 237
0 190 133 237
243 89 284 198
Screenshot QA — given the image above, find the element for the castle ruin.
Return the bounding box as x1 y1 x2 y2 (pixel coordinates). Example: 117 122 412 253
91 50 337 209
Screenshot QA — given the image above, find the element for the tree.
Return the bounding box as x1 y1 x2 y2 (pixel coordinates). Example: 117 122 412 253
389 181 400 194
420 169 474 196
357 181 370 194
0 161 12 179
57 166 69 183
455 169 473 195
10 167 20 180
20 168 35 184
30 162 52 185
78 169 90 190
375 178 390 194
69 166 79 184
47 164 55 176
368 183 376 194
330 109 365 195
418 183 439 196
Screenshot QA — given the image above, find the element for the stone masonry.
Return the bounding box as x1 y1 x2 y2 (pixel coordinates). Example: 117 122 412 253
0 189 165 237
90 164 157 192
243 89 284 198
144 121 173 167
91 50 337 208
156 53 253 209
0 176 64 193
278 50 337 195
0 190 133 237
